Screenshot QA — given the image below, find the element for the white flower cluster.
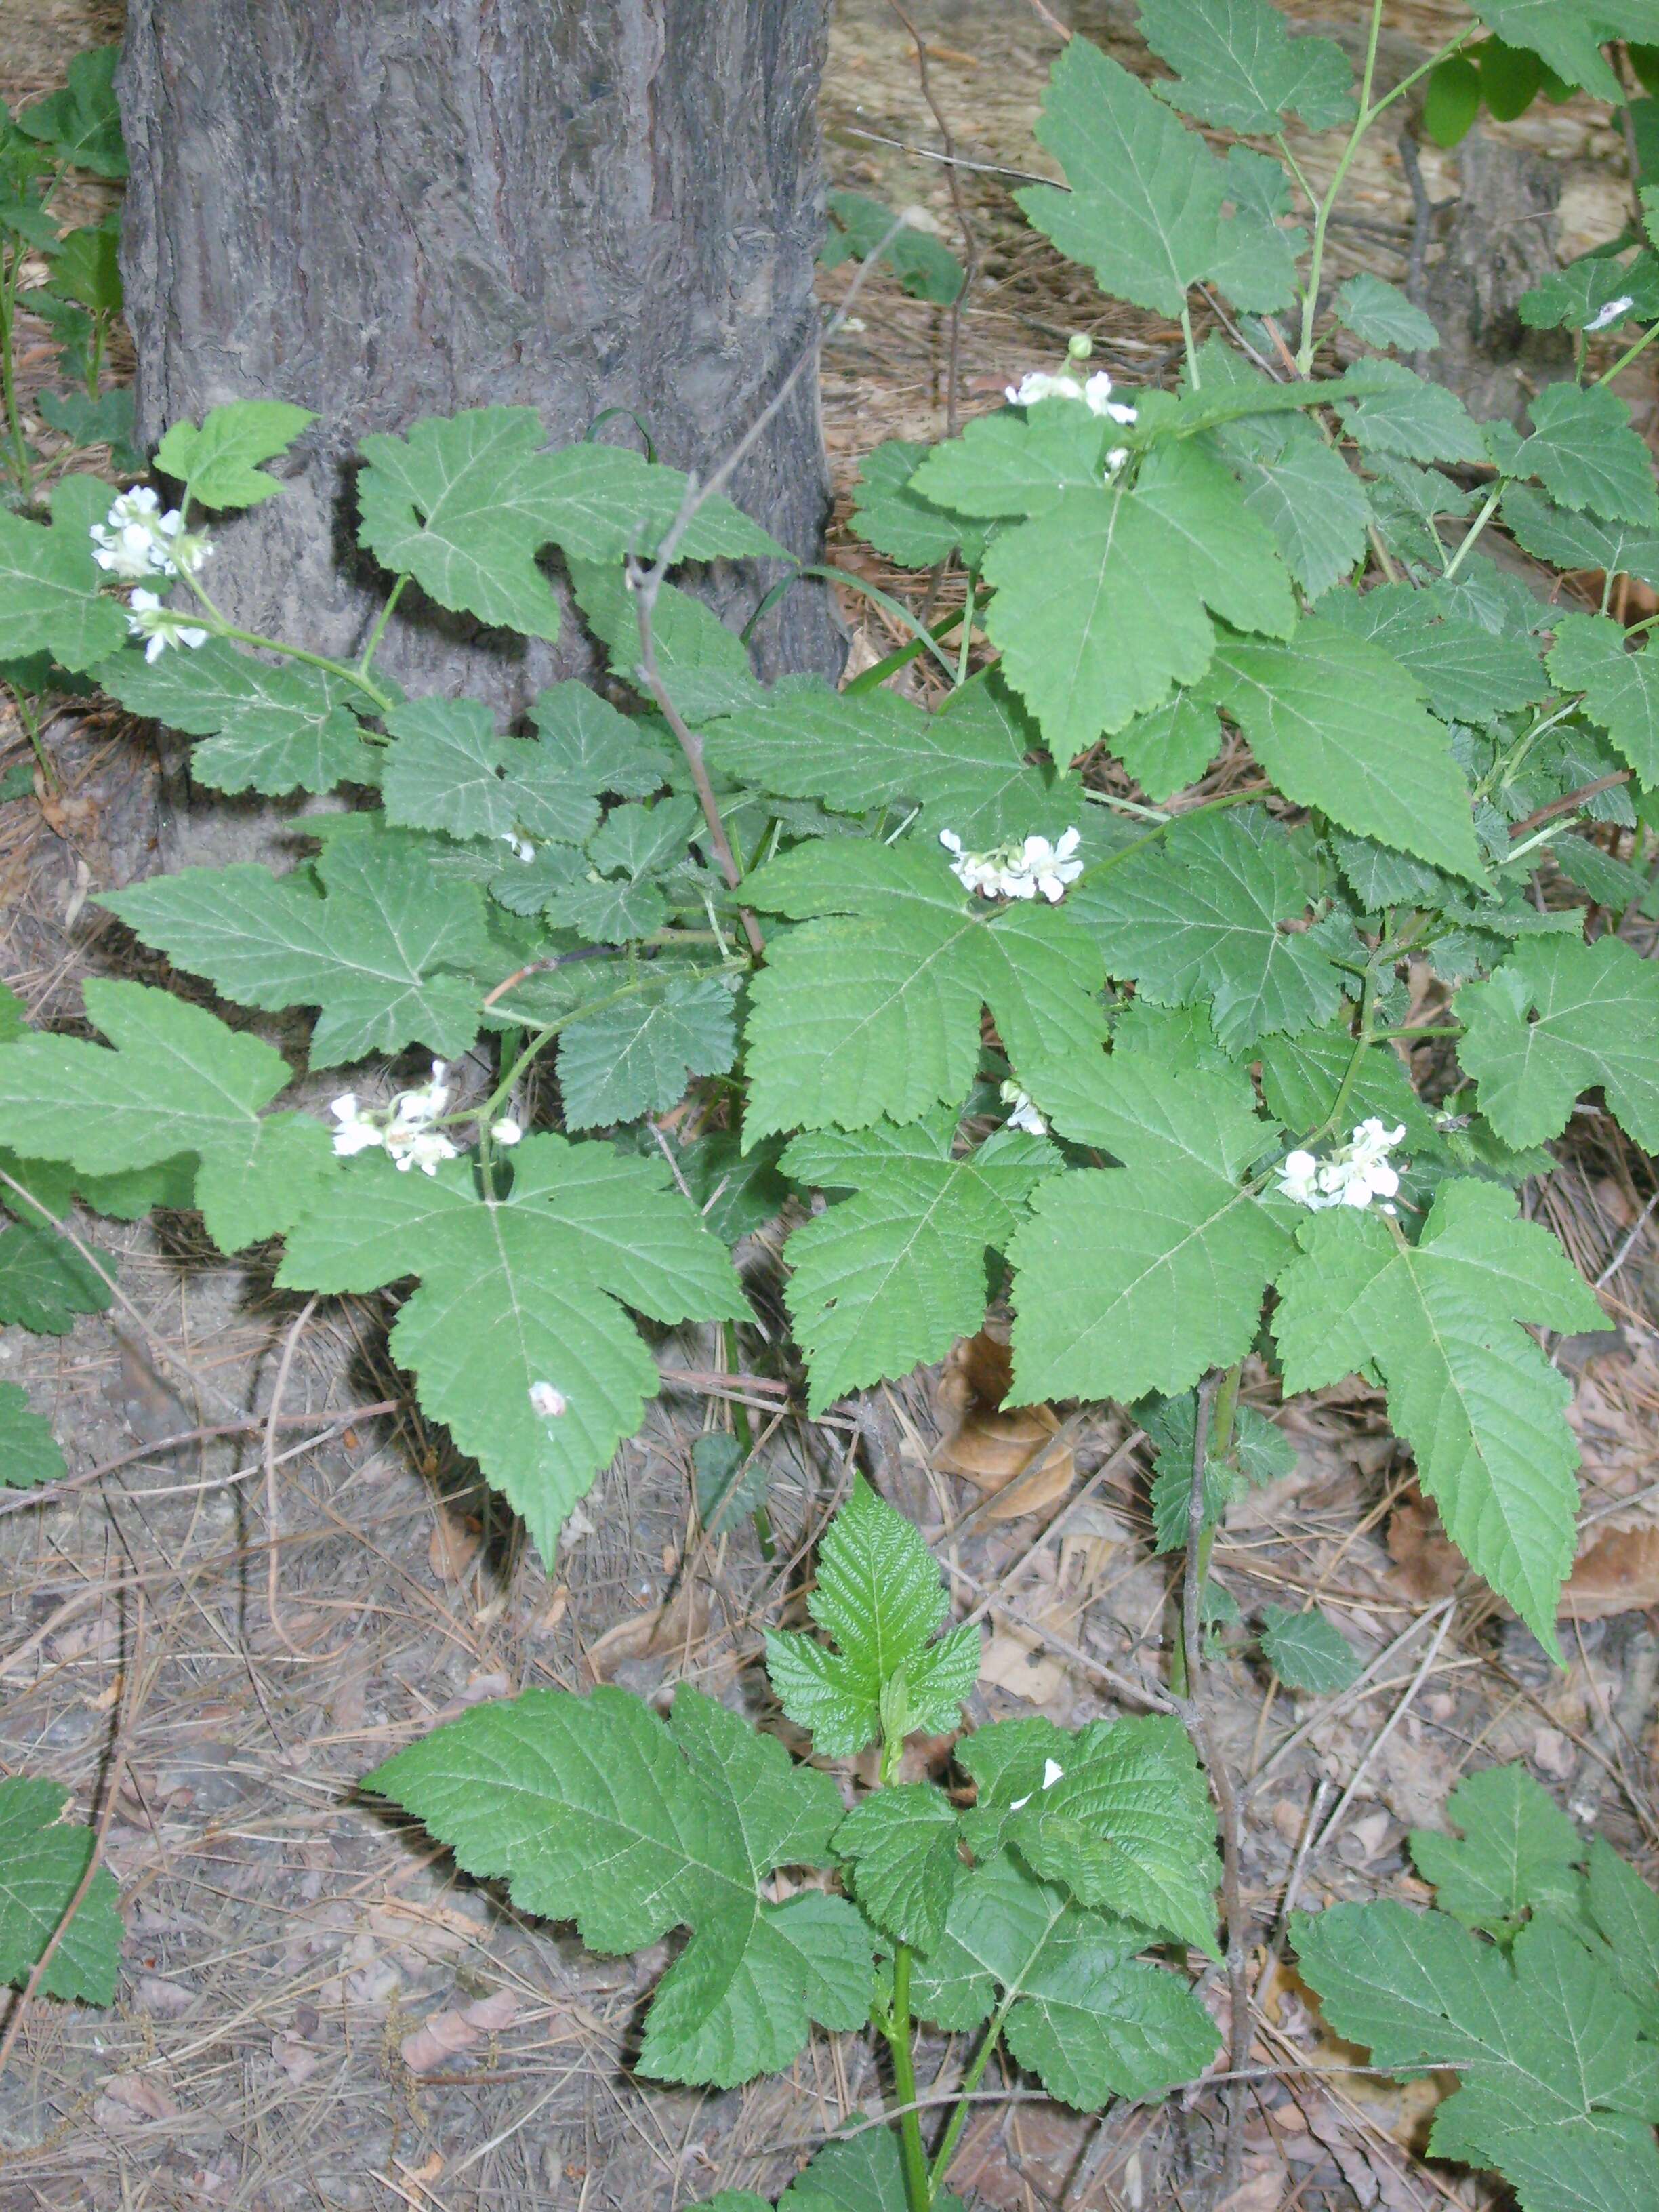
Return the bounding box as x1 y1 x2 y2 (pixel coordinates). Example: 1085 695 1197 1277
1586 294 1635 334
528 1380 568 1419
91 487 211 584
1004 366 1136 472
329 1062 462 1176
125 590 209 663
1277 1118 1406 1214
939 826 1083 903
1000 1080 1047 1136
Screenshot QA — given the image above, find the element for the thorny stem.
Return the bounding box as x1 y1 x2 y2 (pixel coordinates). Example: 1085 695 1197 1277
625 568 766 958
888 0 978 441
1176 1372 1250 2205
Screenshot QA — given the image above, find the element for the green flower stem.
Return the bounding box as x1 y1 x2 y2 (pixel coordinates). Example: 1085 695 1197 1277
357 574 409 677
1295 0 1386 375
180 573 398 715
0 255 31 496
1076 785 1267 890
1168 1359 1241 1698
886 1946 933 2212
1595 320 1659 388
926 1991 1015 2194
1295 12 1473 375
1441 485 1504 582
1181 303 1201 388
1313 970 1379 1149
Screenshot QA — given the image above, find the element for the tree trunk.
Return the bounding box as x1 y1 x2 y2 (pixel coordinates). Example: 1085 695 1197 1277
115 0 842 743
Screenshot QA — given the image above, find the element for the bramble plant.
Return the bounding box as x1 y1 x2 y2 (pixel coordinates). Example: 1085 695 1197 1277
5 1 1659 2198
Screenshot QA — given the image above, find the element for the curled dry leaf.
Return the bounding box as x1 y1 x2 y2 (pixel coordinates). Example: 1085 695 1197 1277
933 1327 1074 1517
427 1507 482 1584
1392 1483 1659 1620
400 1986 518 2074
585 1584 710 1683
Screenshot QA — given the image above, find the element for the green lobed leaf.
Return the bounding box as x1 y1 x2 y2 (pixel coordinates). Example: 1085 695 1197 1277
780 1118 1061 1415
366 1685 871 2088
691 1432 770 1534
1502 485 1659 589
1259 1604 1361 1693
42 222 121 314
849 439 991 570
1218 412 1372 602
102 836 495 1068
38 386 141 472
821 192 964 304
740 838 1108 1139
557 974 737 1129
1273 1179 1603 1654
1107 691 1223 801
1336 359 1486 466
1410 1763 1584 1936
0 1214 110 1335
0 474 130 672
0 1777 121 2003
1295 1899 1659 2208
775 2134 964 2212
704 668 1078 847
0 979 331 1254
1010 1019 1295 1406
96 636 380 796
1257 1019 1438 1151
14 46 127 176
1457 934 1659 1153
678 1128 793 1245
0 1381 67 1490
154 401 317 510
912 1849 1219 2106
1335 273 1441 353
764 1475 981 1760
1509 382 1659 527
1145 1390 1297 1553
1547 613 1659 784
358 412 785 643
1138 0 1353 133
1521 252 1659 333
1587 1835 1659 2034
962 1715 1221 1956
569 558 764 722
1466 1 1659 106
279 1136 748 1564
833 1784 962 1954
1319 581 1548 725
1016 37 1229 319
1071 807 1355 1056
981 440 1296 751
1202 617 1483 880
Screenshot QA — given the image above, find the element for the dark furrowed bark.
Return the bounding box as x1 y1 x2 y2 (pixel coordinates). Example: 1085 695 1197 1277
117 0 843 737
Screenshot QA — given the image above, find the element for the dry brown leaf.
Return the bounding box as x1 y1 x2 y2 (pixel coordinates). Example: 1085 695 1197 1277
95 2071 180 2125
271 2029 319 2085
1560 1526 1659 1619
400 1987 518 2074
932 1328 1074 1515
1385 1489 1463 1603
427 1509 481 1584
586 1585 710 1681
